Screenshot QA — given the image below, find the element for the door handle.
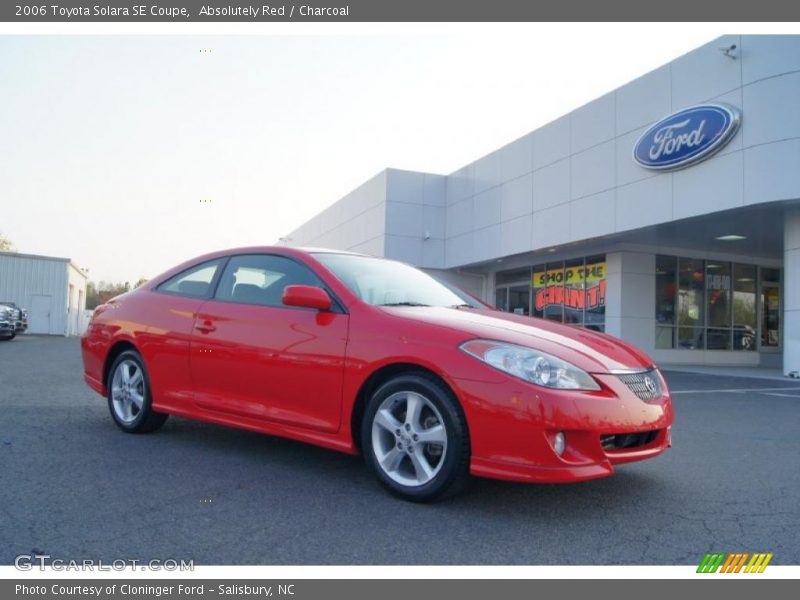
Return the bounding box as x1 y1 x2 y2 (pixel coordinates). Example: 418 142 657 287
195 320 216 334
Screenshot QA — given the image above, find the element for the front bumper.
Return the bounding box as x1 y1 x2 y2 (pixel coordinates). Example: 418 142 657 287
0 320 14 336
455 370 673 483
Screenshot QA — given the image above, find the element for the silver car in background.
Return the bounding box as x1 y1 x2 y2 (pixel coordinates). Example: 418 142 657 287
0 302 27 340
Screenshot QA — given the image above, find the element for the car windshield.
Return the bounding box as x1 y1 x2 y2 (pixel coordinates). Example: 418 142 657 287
314 253 474 308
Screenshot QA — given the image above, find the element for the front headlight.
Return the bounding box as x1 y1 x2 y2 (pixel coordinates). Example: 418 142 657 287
460 339 601 391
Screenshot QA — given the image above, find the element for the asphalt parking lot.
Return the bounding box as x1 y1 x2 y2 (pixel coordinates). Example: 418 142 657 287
1 335 799 565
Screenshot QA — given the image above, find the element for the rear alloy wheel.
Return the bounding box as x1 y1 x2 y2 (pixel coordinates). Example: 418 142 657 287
107 350 168 433
363 373 470 502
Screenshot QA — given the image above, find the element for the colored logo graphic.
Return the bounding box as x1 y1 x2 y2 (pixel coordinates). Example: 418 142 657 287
697 552 773 573
633 103 741 171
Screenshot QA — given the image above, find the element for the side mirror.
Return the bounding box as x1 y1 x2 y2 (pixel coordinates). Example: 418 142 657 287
282 285 333 311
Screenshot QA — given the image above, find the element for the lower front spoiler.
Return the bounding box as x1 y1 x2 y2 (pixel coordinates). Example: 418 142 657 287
470 456 614 483
469 435 671 484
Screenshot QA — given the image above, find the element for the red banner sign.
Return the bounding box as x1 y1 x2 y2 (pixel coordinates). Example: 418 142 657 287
534 280 606 311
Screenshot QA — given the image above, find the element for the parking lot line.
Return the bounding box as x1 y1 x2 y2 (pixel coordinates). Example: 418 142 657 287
671 387 800 395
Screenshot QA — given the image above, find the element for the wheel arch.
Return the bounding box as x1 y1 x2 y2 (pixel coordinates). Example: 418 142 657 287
349 362 467 454
103 339 140 388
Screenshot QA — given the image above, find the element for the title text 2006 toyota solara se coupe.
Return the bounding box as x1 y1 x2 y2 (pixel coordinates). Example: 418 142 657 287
82 247 673 501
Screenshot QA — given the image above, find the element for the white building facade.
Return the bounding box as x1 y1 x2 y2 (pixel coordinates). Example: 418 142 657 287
0 251 88 336
285 35 800 375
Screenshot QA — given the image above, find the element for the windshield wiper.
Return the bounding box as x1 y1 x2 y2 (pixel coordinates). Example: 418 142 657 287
378 301 431 307
450 303 475 309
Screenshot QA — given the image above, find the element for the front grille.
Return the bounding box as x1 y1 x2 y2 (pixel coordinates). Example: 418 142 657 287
601 430 660 451
616 369 662 401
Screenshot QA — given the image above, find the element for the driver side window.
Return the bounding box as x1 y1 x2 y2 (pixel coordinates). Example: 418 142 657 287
215 254 322 308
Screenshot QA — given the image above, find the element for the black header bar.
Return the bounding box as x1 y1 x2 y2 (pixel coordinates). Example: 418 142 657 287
3 0 800 22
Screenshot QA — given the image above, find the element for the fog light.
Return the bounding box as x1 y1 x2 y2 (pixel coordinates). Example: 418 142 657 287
553 431 566 456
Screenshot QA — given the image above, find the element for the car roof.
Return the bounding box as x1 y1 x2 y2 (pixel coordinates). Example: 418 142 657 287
203 246 369 258
296 247 369 257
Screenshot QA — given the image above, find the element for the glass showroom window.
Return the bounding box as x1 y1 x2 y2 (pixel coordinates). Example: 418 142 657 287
677 258 705 349
563 258 585 326
530 255 606 331
733 264 757 351
583 255 606 331
655 256 762 351
706 261 732 350
541 262 565 322
760 267 781 348
655 256 677 349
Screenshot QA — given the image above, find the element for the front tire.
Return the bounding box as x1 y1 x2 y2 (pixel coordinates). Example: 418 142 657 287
362 372 470 502
107 350 168 433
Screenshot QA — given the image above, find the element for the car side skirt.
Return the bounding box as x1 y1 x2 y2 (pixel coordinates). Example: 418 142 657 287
163 404 359 456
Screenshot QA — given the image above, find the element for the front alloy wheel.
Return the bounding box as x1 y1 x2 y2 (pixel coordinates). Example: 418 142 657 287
371 391 448 486
363 372 470 502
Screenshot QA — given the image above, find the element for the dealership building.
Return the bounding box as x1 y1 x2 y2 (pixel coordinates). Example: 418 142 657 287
284 35 800 375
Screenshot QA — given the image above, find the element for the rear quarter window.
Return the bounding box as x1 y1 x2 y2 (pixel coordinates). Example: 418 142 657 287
156 259 224 298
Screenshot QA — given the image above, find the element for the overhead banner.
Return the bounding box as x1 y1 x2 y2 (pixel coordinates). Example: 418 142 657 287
533 262 606 311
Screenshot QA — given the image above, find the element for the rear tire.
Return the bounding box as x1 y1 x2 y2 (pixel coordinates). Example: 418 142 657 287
107 350 168 433
362 372 470 502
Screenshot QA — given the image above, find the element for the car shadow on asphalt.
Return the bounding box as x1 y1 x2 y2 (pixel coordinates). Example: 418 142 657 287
124 413 669 514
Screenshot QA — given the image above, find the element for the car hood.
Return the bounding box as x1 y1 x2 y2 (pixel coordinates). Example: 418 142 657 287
381 306 654 373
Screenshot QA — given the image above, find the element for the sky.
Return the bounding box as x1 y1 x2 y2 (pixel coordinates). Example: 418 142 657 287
0 24 735 283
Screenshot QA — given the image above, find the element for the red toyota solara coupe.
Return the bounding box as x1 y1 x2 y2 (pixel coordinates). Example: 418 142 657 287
82 247 673 501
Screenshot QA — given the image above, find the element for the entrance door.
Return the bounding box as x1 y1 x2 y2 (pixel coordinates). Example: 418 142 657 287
494 288 508 311
29 295 52 334
508 284 531 316
494 284 532 315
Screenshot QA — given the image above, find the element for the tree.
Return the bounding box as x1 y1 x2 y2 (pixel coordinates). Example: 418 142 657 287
86 282 99 310
135 278 148 288
85 280 133 309
0 232 15 252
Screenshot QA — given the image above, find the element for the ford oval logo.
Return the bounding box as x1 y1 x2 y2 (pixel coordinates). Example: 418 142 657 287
633 103 741 171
